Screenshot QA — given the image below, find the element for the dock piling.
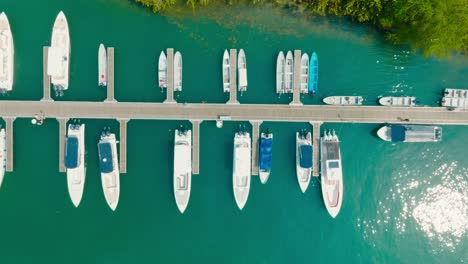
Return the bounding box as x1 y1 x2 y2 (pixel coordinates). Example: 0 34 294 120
227 49 239 104
4 118 15 172
58 118 68 173
164 48 175 104
249 120 262 176
190 120 201 175
310 122 322 177
119 119 128 173
42 47 52 101
106 47 116 102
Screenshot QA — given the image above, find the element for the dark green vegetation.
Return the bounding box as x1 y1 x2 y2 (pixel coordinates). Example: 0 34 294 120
133 0 468 58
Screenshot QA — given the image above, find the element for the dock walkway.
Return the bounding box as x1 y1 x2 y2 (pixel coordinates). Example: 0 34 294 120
106 48 115 102
250 121 262 176
290 50 302 106
228 49 239 104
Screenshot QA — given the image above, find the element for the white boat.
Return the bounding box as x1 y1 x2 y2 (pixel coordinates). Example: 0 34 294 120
0 128 5 188
284 51 293 93
323 96 363 105
379 96 416 106
0 12 14 93
233 131 251 210
174 129 192 213
238 49 247 92
174 51 182 91
98 131 120 211
441 97 467 109
222 50 230 93
65 123 86 207
320 131 343 218
98 44 107 86
444 88 468 99
276 51 285 94
158 51 167 89
300 53 309 94
377 125 442 142
296 131 312 193
48 11 70 96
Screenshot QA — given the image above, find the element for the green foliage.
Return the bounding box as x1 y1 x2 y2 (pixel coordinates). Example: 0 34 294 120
132 0 468 58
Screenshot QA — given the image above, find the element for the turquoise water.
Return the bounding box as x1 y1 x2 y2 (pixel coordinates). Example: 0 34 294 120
0 0 467 263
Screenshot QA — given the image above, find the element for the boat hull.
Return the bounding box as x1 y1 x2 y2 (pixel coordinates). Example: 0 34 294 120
66 124 86 207
320 133 343 218
0 12 14 93
296 132 312 193
238 49 247 92
276 51 284 94
158 51 167 88
98 44 107 86
300 53 309 94
174 129 192 213
233 132 251 210
308 52 318 94
378 96 416 106
222 50 230 93
323 96 363 105
48 11 70 92
284 51 293 93
377 125 442 142
98 133 120 211
173 51 182 91
259 132 273 184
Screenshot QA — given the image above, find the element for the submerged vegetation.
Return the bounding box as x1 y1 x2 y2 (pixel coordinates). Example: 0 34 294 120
133 0 468 58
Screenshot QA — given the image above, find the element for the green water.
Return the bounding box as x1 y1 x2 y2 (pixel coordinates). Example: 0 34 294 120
0 0 467 263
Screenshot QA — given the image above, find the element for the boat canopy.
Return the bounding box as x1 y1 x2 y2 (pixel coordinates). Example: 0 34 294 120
65 136 79 169
390 125 406 142
259 138 272 171
98 142 114 173
299 145 312 168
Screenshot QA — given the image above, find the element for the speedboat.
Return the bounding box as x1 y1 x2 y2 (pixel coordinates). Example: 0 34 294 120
173 51 182 91
444 88 468 99
309 52 318 95
174 129 192 213
238 49 247 93
158 51 167 89
377 125 442 142
320 130 343 218
222 50 230 93
258 130 273 184
379 96 416 106
323 96 363 105
0 12 14 94
276 51 285 94
296 130 312 193
0 128 5 188
284 51 293 93
300 53 309 94
65 123 86 207
233 131 251 210
98 130 120 211
48 11 70 96
98 44 107 86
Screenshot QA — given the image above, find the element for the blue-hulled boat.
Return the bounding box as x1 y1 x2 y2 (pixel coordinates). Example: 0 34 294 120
259 130 273 184
308 52 318 95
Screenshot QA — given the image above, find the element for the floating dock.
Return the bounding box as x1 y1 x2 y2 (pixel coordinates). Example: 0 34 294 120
290 50 302 106
310 122 321 177
164 48 175 104
227 49 239 104
106 47 115 102
42 47 52 101
4 118 14 172
190 120 201 175
250 120 262 176
58 118 68 173
119 119 128 173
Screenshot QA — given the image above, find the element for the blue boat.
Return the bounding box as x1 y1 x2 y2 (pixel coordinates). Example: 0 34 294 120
308 52 318 94
259 131 273 184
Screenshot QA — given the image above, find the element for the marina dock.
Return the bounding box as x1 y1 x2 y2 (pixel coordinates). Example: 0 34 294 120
310 122 321 177
106 47 116 102
290 50 302 106
164 48 175 104
5 118 14 172
42 47 52 101
250 120 262 176
227 49 239 104
58 118 68 172
119 119 128 173
190 120 201 175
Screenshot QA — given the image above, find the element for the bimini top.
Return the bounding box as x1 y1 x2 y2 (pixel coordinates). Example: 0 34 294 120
98 142 113 173
390 125 406 142
259 138 273 170
299 145 312 168
65 136 78 169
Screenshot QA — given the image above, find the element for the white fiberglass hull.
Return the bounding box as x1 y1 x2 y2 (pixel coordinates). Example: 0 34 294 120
98 44 107 86
99 133 120 211
66 124 86 207
0 12 14 93
276 51 284 94
0 129 5 188
296 132 312 193
323 96 363 105
238 49 247 92
320 132 343 218
284 51 293 93
48 11 70 92
174 51 182 91
379 96 415 106
158 51 167 88
233 132 251 210
300 53 309 94
174 129 192 213
222 50 230 93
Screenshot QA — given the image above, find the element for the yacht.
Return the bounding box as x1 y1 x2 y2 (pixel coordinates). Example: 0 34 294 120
174 129 192 213
276 51 285 94
98 130 120 211
259 130 273 184
65 123 86 207
173 51 182 91
0 12 14 93
98 44 107 86
320 130 343 218
300 53 309 94
238 49 247 93
0 128 5 188
296 130 312 193
441 97 467 109
158 51 167 88
284 51 293 93
308 52 318 95
222 50 230 93
377 124 442 142
379 96 416 106
233 131 251 210
323 96 363 105
444 88 468 98
48 11 70 96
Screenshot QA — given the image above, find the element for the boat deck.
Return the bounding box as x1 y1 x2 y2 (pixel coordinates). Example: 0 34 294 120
228 49 238 104
290 50 302 106
250 120 262 175
164 48 175 104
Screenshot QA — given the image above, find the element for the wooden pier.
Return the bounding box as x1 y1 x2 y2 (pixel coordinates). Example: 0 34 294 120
106 47 116 102
310 122 322 177
250 120 262 176
227 49 239 104
4 118 14 172
290 50 302 106
190 120 201 175
164 48 175 104
42 47 52 101
58 118 68 173
119 119 128 173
